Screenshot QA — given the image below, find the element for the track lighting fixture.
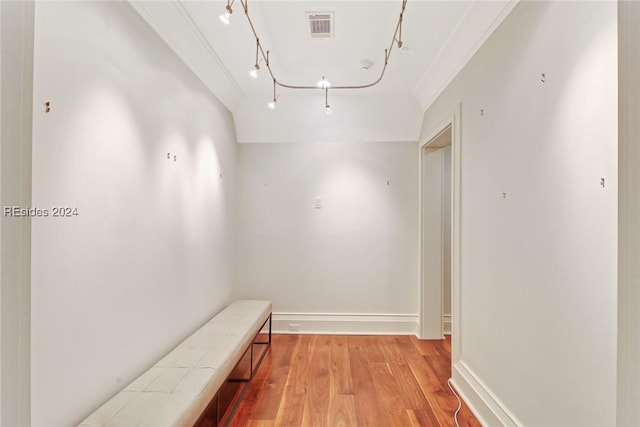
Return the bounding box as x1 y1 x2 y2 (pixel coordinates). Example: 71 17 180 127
222 0 408 113
325 88 332 115
219 0 234 24
268 78 278 109
395 4 405 49
317 77 331 89
249 40 261 78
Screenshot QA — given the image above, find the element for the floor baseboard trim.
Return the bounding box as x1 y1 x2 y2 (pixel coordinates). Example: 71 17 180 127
452 361 521 426
443 314 452 335
272 312 419 335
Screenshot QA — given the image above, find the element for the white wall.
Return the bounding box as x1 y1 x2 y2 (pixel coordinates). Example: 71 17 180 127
421 2 617 425
234 93 423 144
618 1 640 425
237 142 419 333
30 2 238 425
1 2 34 426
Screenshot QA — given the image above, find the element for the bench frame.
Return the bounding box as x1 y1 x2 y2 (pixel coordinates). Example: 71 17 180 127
204 313 272 427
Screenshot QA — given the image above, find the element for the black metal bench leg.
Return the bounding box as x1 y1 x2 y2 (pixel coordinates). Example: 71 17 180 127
249 343 254 381
215 393 220 427
218 313 273 426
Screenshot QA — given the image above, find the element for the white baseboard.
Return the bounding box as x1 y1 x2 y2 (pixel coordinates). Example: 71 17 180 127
451 361 521 426
443 314 452 335
272 312 419 335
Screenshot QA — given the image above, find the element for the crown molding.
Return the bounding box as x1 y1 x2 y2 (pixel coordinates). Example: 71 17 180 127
413 0 520 111
127 0 243 112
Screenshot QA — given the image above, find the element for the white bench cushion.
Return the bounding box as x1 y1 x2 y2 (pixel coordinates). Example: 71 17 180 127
79 299 272 427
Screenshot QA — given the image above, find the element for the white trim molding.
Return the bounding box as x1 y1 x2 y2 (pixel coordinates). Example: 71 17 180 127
443 314 452 335
127 0 243 111
1 2 34 425
418 103 461 357
452 361 522 427
413 0 520 111
272 313 419 336
618 1 640 423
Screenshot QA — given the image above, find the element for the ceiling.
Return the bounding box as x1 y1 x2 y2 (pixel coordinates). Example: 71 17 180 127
129 0 518 143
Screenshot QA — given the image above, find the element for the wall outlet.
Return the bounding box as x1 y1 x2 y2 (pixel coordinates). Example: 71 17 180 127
288 323 300 332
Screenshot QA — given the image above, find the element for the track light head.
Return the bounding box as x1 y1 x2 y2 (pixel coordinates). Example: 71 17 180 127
219 3 233 24
324 86 332 114
249 63 260 78
317 77 331 89
219 12 231 24
268 79 279 109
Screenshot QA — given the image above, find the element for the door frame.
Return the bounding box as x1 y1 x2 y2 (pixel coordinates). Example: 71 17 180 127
418 104 461 361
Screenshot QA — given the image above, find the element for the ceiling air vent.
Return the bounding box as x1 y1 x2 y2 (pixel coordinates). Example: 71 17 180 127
307 12 333 38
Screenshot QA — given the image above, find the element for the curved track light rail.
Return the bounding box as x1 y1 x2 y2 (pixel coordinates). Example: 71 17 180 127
222 0 408 107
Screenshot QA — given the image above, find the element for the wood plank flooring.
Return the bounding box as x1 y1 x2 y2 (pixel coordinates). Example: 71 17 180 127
199 335 480 427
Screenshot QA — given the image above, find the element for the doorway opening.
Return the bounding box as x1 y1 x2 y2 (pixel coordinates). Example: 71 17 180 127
419 105 461 364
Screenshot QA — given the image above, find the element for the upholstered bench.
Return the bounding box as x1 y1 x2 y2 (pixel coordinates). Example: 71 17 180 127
78 299 272 427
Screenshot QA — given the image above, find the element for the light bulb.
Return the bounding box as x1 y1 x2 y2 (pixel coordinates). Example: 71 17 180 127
268 101 276 109
249 68 259 79
326 106 332 115
219 12 230 25
317 78 331 89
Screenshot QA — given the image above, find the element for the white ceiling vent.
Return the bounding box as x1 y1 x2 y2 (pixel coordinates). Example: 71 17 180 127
307 12 333 38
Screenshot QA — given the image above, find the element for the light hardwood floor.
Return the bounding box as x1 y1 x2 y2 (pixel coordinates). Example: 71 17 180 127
199 334 480 427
